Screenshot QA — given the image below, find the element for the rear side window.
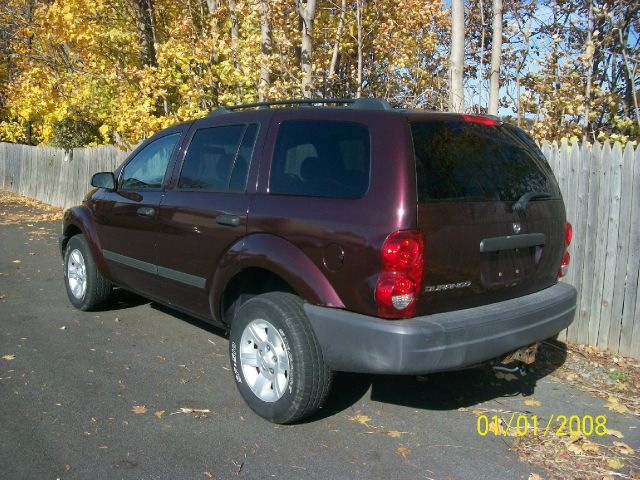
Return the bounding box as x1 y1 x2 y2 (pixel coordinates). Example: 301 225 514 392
411 121 560 202
178 124 256 192
270 120 370 198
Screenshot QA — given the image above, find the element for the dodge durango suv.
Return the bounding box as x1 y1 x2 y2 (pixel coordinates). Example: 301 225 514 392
60 98 577 423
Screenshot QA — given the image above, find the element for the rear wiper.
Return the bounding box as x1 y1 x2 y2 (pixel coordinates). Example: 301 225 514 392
512 191 552 213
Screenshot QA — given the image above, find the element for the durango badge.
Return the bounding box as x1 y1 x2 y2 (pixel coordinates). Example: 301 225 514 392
424 281 472 292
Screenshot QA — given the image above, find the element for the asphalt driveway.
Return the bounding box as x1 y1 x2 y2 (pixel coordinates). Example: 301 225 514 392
1 198 638 479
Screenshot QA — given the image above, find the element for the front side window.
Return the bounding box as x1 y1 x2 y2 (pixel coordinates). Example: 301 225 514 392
120 133 180 191
269 120 370 199
178 125 253 192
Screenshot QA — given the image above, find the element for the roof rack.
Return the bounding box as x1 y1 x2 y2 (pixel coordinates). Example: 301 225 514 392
209 97 393 115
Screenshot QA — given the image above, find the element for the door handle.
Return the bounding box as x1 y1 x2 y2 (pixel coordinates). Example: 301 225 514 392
216 214 241 227
137 206 155 218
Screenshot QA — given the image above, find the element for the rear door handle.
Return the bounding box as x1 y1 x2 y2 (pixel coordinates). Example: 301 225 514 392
216 214 241 227
137 206 155 218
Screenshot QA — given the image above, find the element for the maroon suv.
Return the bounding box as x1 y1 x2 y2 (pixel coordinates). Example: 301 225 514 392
60 98 577 423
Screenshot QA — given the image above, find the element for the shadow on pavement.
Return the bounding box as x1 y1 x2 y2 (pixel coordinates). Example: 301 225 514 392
113 296 569 422
98 287 150 311
312 340 568 421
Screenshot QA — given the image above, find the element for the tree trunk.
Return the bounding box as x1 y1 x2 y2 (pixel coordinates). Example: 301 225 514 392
328 0 346 80
132 0 158 68
488 0 502 115
619 28 640 128
229 0 239 63
356 0 363 98
298 0 317 99
206 0 219 14
582 0 594 139
476 0 485 112
258 0 271 101
449 0 465 112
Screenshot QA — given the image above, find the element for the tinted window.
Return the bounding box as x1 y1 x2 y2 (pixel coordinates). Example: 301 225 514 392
230 124 258 191
178 125 248 191
411 121 560 202
120 133 180 190
270 121 370 198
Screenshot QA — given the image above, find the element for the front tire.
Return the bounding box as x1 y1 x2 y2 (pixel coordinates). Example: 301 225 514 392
64 234 112 310
229 292 332 424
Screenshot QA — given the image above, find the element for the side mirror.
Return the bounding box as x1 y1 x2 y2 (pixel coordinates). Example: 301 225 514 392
91 172 116 190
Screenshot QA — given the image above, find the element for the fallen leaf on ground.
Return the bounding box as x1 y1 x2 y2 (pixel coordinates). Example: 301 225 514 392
607 428 624 438
528 474 543 480
565 436 584 454
524 399 541 407
607 458 624 470
490 417 506 436
59 326 66 330
154 410 165 419
203 472 213 478
396 446 411 458
613 441 634 455
471 409 485 416
581 441 600 454
2 354 16 361
131 405 147 415
348 414 371 426
494 371 518 381
175 407 210 414
605 397 629 414
386 431 405 438
12 260 21 264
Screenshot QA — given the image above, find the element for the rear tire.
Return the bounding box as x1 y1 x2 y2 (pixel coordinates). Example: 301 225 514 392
229 292 332 424
64 234 112 310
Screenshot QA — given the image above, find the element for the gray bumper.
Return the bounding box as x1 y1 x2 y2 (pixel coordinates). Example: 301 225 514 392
304 282 576 375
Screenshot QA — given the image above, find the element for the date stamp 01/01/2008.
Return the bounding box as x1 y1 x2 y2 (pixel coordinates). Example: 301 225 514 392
477 414 610 437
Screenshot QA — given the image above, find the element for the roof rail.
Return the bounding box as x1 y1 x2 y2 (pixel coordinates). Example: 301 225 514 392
349 97 393 110
209 97 393 115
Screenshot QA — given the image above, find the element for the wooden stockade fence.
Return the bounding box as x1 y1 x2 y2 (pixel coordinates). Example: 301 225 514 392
0 140 639 357
0 143 127 209
542 141 640 358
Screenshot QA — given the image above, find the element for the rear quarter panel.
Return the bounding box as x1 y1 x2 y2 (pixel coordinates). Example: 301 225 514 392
248 109 416 316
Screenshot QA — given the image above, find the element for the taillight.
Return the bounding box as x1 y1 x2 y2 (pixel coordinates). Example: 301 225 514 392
564 222 572 247
461 114 499 127
375 230 424 318
558 222 572 278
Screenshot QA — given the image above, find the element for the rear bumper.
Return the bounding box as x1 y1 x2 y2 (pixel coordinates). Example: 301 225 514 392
304 282 576 375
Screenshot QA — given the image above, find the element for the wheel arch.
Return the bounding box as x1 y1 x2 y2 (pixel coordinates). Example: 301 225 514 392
62 207 109 276
212 233 344 325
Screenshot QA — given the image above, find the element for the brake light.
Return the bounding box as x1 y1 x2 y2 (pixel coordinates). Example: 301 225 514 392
461 114 499 127
558 222 572 278
564 221 572 247
375 230 424 318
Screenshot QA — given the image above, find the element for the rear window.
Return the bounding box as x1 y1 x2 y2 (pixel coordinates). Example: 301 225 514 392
411 120 560 202
269 120 370 199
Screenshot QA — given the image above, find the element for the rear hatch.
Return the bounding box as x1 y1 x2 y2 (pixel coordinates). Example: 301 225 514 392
410 115 565 315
